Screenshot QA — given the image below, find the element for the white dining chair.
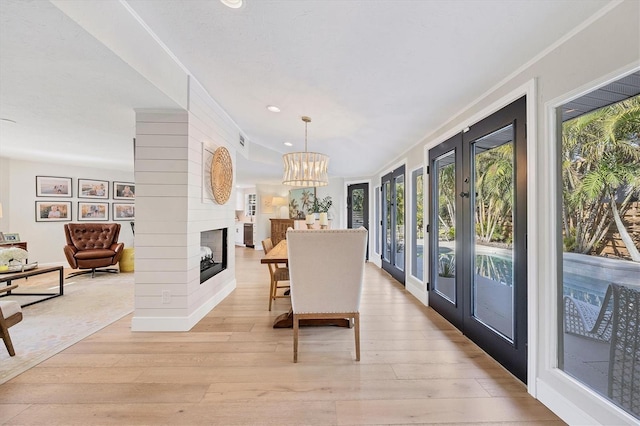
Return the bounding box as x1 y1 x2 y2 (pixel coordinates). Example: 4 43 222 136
286 227 368 362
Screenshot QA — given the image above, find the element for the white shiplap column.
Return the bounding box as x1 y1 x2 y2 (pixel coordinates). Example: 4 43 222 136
131 104 238 331
132 110 193 330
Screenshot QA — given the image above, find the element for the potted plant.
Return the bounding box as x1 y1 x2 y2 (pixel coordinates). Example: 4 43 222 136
311 196 332 215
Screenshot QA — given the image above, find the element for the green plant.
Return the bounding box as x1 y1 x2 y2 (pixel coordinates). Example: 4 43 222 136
438 254 455 277
312 196 333 213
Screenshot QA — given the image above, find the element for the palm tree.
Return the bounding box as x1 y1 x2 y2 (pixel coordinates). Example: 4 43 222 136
562 96 640 261
300 189 314 214
475 142 514 243
437 163 456 240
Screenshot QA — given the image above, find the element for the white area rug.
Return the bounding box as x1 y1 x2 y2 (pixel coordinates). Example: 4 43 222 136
0 271 134 384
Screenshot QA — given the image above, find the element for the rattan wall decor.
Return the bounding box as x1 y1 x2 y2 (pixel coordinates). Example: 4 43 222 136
210 146 233 204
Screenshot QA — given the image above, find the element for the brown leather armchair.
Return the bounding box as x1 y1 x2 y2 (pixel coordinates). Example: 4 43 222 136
63 223 124 278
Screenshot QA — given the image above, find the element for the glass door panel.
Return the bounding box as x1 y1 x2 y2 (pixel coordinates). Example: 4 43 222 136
348 183 369 260
471 126 515 341
411 168 424 280
428 134 463 330
382 180 391 263
348 186 366 229
382 166 406 284
434 152 456 303
394 174 405 272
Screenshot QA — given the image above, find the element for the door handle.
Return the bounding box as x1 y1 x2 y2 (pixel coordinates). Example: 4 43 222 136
459 191 469 198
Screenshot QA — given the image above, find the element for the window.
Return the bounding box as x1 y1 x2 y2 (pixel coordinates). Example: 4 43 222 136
558 75 640 420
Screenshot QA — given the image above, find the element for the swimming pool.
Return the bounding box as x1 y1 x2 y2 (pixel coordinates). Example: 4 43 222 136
438 247 637 307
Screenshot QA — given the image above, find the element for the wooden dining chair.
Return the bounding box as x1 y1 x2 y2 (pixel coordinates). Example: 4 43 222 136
0 283 23 356
286 228 368 362
261 238 290 311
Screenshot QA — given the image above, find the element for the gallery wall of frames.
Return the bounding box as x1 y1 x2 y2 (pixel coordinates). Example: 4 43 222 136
34 175 135 223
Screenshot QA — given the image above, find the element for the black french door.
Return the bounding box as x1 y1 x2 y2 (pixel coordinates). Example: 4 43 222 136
347 183 369 260
428 97 527 382
381 166 405 284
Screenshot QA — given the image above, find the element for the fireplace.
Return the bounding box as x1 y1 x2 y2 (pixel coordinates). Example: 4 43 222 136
200 228 228 283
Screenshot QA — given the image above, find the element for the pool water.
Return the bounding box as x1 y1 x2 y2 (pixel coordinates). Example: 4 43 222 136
438 248 626 308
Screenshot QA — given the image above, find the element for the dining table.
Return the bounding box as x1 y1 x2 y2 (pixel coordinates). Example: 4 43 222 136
260 239 350 329
260 239 288 266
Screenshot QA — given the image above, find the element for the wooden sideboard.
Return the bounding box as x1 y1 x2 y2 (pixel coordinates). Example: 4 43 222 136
0 241 27 251
270 219 294 245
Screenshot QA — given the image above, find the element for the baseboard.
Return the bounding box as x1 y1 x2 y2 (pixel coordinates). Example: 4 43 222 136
537 376 638 425
537 379 597 425
131 279 236 331
406 280 427 305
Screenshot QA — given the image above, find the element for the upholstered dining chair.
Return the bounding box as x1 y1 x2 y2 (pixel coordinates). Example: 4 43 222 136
261 238 290 311
286 228 368 363
0 283 23 356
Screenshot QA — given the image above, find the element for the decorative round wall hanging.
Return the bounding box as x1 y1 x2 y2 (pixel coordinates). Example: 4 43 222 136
210 146 233 204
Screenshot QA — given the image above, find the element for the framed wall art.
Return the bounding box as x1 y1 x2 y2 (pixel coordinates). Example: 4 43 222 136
35 201 72 222
78 178 109 199
3 233 20 242
113 203 135 220
36 176 72 197
113 182 135 200
78 202 109 221
288 187 316 219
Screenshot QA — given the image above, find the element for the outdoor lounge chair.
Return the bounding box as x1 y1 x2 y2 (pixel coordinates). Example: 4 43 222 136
564 285 614 342
608 283 640 417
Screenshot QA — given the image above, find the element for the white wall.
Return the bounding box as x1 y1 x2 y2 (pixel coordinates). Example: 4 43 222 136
255 183 287 249
0 158 134 264
316 177 345 228
371 2 639 424
0 157 11 235
254 178 347 247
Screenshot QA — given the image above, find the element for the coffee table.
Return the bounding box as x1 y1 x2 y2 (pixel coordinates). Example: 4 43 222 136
0 265 64 307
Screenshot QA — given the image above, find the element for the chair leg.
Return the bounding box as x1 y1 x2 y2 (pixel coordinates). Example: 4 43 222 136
268 279 275 311
293 314 299 363
66 268 120 279
0 325 15 357
354 313 360 362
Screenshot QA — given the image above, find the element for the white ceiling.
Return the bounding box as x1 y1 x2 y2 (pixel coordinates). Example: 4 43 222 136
0 0 612 185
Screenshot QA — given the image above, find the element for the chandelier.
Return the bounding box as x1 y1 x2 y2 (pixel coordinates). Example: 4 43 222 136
282 116 329 187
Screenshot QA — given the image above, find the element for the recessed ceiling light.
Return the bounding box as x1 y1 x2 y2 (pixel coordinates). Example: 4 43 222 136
284 142 293 147
266 105 281 113
220 0 243 8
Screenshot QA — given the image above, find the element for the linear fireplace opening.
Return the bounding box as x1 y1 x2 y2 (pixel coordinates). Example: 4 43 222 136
200 228 228 283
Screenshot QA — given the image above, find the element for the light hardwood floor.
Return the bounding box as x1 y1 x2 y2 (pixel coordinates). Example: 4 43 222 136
0 247 564 425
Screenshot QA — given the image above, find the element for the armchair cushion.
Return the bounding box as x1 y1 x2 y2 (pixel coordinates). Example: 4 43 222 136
0 299 23 356
0 300 21 319
65 223 121 250
75 249 119 260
